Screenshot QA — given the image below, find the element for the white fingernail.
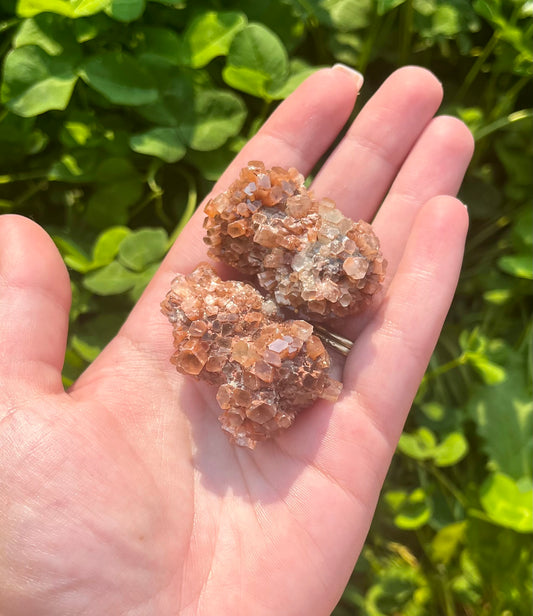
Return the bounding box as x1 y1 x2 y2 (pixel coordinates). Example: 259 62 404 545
332 63 364 89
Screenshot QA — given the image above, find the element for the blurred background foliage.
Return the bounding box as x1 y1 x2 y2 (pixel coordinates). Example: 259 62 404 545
0 0 531 613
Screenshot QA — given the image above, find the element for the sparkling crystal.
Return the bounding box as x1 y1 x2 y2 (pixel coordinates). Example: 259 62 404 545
161 264 342 449
203 162 386 320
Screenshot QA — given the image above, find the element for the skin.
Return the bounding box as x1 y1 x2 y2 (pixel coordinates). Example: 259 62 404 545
0 66 474 616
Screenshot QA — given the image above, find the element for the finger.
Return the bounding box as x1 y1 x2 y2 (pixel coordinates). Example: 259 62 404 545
310 66 443 220
343 196 468 447
0 215 71 393
373 115 474 276
333 115 472 342
112 66 363 354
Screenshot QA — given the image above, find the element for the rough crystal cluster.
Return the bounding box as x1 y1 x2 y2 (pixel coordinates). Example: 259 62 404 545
203 161 386 321
161 263 342 449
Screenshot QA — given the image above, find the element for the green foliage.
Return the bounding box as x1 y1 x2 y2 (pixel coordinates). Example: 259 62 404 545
0 0 531 613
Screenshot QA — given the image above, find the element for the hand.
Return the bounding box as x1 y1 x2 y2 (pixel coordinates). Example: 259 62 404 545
0 66 473 616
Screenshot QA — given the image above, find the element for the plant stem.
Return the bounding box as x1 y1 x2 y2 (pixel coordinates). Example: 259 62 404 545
0 170 48 184
456 33 499 102
475 108 533 141
400 0 414 66
422 354 467 383
167 167 197 248
426 464 468 509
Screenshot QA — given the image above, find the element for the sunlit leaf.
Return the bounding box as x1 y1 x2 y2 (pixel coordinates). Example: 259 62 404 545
498 255 533 280
17 0 111 18
398 427 437 460
480 473 533 533
129 127 185 163
179 89 246 151
91 226 131 267
433 432 469 467
14 13 79 55
83 260 141 294
391 488 432 530
53 235 92 272
223 23 288 99
1 45 77 116
118 227 168 271
183 10 247 68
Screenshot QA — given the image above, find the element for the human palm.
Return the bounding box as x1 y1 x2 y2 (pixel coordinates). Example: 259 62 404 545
0 66 473 616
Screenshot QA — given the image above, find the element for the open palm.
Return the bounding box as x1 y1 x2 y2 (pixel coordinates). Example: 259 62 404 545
0 66 473 616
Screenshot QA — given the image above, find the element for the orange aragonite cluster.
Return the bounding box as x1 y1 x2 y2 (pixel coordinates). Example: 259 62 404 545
203 161 386 321
161 263 342 449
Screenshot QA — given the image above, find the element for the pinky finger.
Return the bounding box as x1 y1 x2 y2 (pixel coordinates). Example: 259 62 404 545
343 196 469 447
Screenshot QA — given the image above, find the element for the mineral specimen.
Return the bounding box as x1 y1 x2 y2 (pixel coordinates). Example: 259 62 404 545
161 263 342 449
203 161 386 321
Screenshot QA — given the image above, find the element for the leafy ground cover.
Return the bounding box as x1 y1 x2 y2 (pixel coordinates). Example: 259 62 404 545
0 0 531 613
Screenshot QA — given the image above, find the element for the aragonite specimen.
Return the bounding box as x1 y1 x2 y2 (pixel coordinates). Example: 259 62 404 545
203 161 386 321
161 263 342 449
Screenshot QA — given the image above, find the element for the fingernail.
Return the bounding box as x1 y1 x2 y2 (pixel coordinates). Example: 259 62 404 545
332 63 364 89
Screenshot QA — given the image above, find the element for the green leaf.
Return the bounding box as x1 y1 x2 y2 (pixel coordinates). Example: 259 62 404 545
73 13 111 42
14 13 80 55
129 127 185 163
398 427 437 460
498 255 533 279
105 0 144 22
305 0 372 31
468 353 507 384
133 26 183 67
223 23 289 99
83 260 140 295
430 521 466 564
129 262 158 301
186 139 242 181
48 150 100 182
433 432 469 467
388 488 432 530
135 68 195 126
71 313 124 361
118 228 168 272
483 288 512 304
17 0 111 18
53 235 92 272
267 60 317 99
179 89 246 151
79 51 158 105
91 226 131 266
0 112 47 163
85 179 143 228
183 10 247 68
480 473 533 533
469 355 533 480
1 45 78 116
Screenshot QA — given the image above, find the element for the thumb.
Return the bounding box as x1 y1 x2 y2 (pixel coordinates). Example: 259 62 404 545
0 215 71 394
